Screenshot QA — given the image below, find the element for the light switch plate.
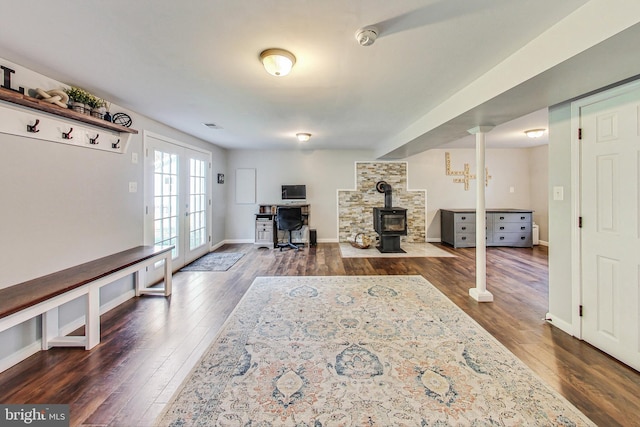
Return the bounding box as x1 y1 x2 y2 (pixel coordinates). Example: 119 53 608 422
129 182 137 193
131 152 138 164
553 186 564 201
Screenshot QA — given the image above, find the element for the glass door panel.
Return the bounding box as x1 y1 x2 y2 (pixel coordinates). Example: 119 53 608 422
154 151 180 259
144 134 211 282
184 151 210 264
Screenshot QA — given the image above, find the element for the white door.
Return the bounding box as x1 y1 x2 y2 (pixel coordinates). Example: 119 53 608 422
580 85 640 371
144 134 211 281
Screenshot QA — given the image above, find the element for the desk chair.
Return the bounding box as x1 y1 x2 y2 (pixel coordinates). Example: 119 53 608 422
276 206 303 251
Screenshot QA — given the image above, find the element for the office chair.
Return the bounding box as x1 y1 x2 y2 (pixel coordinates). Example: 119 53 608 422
276 206 303 251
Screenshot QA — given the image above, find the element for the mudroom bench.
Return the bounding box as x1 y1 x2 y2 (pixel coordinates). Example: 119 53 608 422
0 245 173 351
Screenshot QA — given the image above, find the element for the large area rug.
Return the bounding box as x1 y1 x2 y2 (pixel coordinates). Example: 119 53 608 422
339 242 455 258
156 275 594 426
180 252 244 271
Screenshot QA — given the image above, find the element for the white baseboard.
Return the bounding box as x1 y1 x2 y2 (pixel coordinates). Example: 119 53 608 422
318 238 338 243
0 341 41 374
545 312 574 336
210 241 225 251
223 239 254 244
538 240 549 247
426 238 441 243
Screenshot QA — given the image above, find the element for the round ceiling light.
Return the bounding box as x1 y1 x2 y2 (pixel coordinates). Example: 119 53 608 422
296 133 311 142
260 48 296 77
525 129 546 138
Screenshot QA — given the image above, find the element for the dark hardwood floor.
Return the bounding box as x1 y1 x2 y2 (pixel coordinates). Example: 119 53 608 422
0 243 638 426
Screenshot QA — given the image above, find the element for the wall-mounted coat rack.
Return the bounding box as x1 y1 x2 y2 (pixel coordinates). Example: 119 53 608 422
0 87 137 154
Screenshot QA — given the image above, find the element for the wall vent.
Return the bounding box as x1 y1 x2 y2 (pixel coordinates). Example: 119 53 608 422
203 123 223 129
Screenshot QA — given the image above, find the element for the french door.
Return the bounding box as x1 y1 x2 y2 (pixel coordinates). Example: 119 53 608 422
144 133 211 282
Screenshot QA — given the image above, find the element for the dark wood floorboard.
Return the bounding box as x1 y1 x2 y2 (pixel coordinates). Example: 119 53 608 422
0 243 638 426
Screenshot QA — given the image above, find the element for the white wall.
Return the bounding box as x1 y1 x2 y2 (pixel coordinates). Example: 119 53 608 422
529 145 549 242
547 102 574 327
0 58 227 369
226 149 375 242
225 147 545 243
405 148 536 240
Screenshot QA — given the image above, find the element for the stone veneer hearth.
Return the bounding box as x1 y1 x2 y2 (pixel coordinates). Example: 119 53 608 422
338 162 425 243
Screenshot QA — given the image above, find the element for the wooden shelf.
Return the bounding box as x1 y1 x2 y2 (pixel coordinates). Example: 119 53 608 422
0 87 138 134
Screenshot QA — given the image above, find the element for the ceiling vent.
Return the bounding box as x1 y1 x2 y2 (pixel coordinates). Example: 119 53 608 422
203 123 223 129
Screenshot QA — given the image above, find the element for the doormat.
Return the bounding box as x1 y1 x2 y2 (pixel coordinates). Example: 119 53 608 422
180 252 244 272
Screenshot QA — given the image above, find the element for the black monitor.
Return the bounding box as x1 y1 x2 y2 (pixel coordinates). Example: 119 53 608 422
281 184 306 200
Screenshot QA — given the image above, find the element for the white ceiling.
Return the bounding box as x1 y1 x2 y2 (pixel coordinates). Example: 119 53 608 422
1 1 639 155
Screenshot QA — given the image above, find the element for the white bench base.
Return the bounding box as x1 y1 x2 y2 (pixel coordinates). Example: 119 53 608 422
1 248 172 352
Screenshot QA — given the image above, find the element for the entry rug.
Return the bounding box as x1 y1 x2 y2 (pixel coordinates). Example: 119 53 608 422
179 252 244 271
156 276 594 426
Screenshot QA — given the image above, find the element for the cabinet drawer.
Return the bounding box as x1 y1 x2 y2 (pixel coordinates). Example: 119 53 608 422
493 222 531 233
455 233 476 247
454 213 475 223
493 213 531 223
492 233 532 246
256 223 272 232
455 223 476 233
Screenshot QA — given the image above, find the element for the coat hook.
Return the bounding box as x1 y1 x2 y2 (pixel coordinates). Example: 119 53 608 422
112 139 120 149
27 119 40 133
62 127 73 139
89 133 100 144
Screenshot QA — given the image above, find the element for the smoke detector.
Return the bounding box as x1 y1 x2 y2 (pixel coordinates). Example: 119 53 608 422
355 26 378 46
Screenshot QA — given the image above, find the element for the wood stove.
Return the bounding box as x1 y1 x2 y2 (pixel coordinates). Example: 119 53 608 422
373 181 407 253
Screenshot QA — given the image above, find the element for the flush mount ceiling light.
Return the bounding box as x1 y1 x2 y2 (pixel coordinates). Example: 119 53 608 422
260 48 296 76
296 133 311 142
525 128 546 138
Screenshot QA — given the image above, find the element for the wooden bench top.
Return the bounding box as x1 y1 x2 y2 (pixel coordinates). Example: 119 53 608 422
0 246 173 320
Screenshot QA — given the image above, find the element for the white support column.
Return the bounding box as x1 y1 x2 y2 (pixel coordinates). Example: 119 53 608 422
468 126 494 302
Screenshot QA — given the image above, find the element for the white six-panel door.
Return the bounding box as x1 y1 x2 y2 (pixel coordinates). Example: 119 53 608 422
580 85 640 371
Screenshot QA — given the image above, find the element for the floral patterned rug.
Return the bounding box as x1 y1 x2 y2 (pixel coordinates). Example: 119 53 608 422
156 275 594 426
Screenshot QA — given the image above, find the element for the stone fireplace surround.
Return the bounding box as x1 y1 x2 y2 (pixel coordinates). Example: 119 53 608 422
337 162 426 244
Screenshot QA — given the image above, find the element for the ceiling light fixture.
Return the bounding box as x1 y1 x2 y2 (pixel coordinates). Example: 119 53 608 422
260 48 296 77
296 133 311 142
525 129 546 138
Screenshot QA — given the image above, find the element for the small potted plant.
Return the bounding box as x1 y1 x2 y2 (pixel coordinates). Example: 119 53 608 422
64 86 92 115
87 96 106 119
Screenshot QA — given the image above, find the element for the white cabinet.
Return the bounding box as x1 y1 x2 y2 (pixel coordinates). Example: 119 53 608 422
255 216 274 248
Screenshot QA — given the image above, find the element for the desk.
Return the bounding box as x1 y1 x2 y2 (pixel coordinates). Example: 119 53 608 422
255 204 310 248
